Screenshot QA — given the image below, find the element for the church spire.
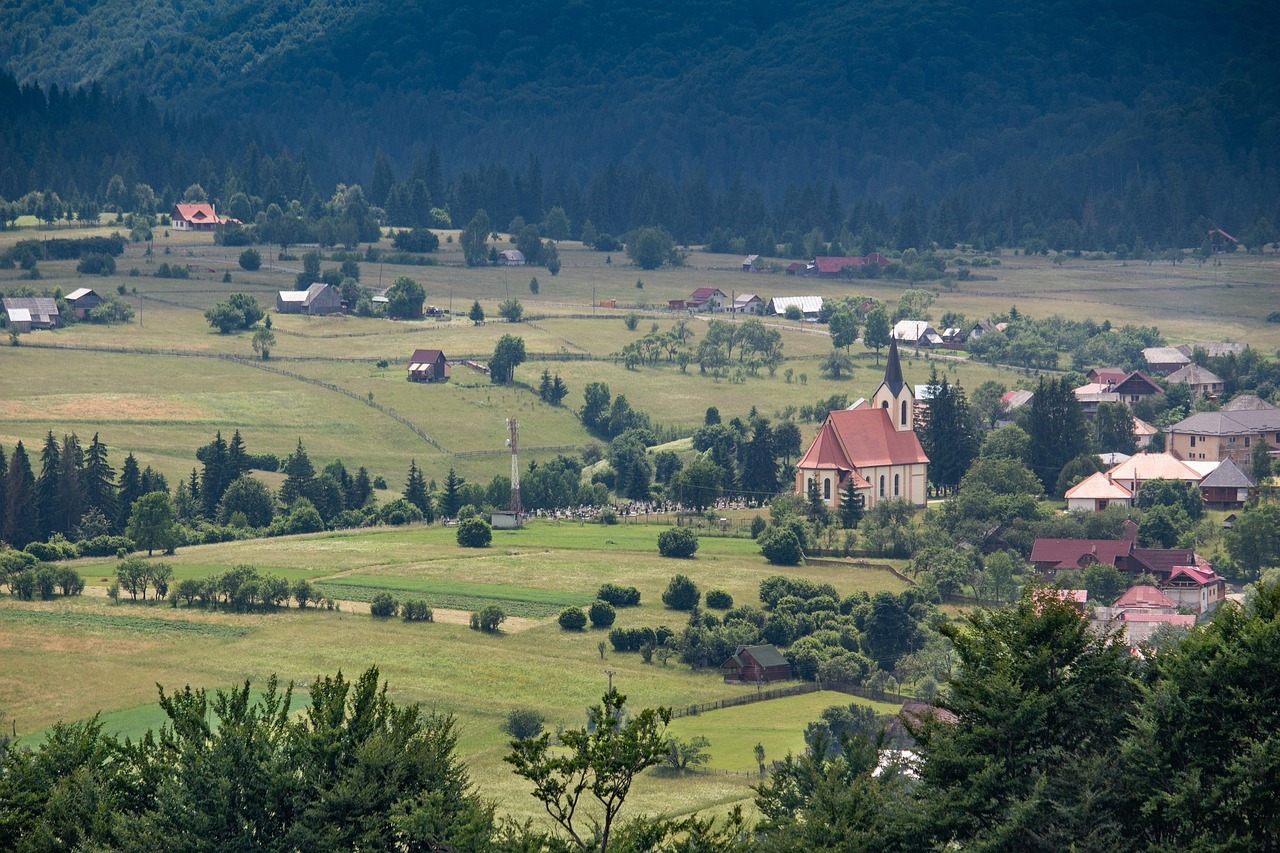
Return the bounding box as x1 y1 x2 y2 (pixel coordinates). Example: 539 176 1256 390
883 337 905 396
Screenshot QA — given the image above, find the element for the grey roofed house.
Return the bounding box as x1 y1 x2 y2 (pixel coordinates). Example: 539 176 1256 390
1222 393 1277 412
1143 345 1191 373
2 297 61 328
1199 456 1255 489
769 295 823 316
1169 409 1280 437
1195 342 1247 358
4 307 32 332
65 288 104 318
1166 363 1225 397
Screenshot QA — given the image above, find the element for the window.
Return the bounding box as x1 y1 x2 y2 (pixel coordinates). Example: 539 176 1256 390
900 400 908 426
879 476 885 497
1190 436 1196 447
1245 436 1251 447
823 478 831 500
894 474 900 496
881 401 889 409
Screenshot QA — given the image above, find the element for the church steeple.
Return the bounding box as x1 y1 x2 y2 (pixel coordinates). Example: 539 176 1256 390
871 337 914 431
882 337 905 396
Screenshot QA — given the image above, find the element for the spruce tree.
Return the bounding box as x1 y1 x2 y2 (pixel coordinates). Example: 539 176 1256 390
839 481 866 529
1026 376 1091 492
117 453 142 532
140 466 168 496
549 374 569 406
81 433 118 527
279 439 315 506
3 442 38 548
35 432 61 541
200 431 231 517
56 433 86 536
404 460 430 517
351 467 373 510
919 368 979 495
0 443 5 540
441 468 464 518
228 430 250 479
538 369 553 402
739 420 779 496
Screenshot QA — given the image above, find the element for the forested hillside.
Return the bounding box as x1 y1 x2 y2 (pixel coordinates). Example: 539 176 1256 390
2 0 1278 250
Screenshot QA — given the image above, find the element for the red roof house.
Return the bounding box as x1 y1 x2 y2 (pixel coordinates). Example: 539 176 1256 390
721 644 792 684
407 348 450 382
170 203 224 231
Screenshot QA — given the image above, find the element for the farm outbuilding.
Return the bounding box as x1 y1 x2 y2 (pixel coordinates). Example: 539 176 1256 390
721 644 792 684
277 283 342 315
2 297 61 329
407 348 450 382
65 288 104 319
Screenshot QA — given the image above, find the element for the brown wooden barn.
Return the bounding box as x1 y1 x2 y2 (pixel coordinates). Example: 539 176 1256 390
407 348 450 382
721 644 791 684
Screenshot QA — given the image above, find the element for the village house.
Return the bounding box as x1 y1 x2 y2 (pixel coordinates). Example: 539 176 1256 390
892 320 943 348
968 319 1006 342
497 249 526 266
1029 519 1208 584
1063 471 1133 512
1163 565 1226 613
769 295 822 318
2 296 61 330
1142 345 1191 374
784 261 812 276
169 203 225 231
795 339 929 509
64 288 103 319
1094 586 1195 646
730 293 765 315
1165 364 1225 398
276 283 342 316
1104 451 1204 495
406 348 450 382
721 644 791 684
683 287 727 312
1166 408 1280 465
1197 457 1255 508
1072 371 1162 415
812 254 890 277
741 254 764 272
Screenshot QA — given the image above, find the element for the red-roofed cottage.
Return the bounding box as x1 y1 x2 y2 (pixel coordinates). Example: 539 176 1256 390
170 203 224 231
406 348 450 382
1163 566 1225 613
795 339 929 508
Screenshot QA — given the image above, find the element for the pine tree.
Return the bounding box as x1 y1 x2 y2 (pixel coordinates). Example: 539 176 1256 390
739 420 779 496
201 431 230 518
1026 376 1091 492
0 443 6 540
3 442 38 548
549 374 568 406
117 453 143 532
806 477 829 523
140 466 168 495
187 468 202 510
538 369 554 402
279 438 315 506
441 468 464 518
35 431 61 540
919 367 979 494
228 430 250 479
56 433 86 536
81 433 118 527
839 481 866 529
404 460 431 517
351 467 373 510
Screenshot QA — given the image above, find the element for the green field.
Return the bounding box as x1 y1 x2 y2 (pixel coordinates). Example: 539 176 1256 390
1 520 913 824
665 690 905 773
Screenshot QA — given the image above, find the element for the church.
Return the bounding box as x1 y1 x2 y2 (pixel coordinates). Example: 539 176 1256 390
795 338 930 509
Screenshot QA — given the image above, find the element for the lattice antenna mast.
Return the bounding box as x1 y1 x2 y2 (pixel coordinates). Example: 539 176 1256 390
507 417 521 514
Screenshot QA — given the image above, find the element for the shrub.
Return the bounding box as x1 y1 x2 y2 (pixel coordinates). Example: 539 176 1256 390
558 607 588 631
502 708 546 740
77 253 116 275
609 626 659 652
370 592 399 618
456 517 492 548
760 527 805 565
596 583 641 607
238 249 261 271
588 599 617 628
662 574 701 610
598 507 618 525
750 515 767 539
705 589 733 609
77 535 135 557
402 599 434 622
470 604 506 633
657 527 698 558
24 540 77 561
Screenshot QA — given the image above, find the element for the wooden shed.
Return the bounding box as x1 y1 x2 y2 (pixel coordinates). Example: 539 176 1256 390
407 348 450 382
721 644 791 684
65 288 104 319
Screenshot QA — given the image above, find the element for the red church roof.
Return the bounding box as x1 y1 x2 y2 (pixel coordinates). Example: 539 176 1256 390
797 408 928 471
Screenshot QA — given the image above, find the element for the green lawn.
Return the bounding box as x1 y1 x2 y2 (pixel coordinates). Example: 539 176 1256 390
665 690 905 772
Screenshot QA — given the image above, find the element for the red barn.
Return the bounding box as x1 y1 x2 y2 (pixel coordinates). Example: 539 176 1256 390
721 644 791 684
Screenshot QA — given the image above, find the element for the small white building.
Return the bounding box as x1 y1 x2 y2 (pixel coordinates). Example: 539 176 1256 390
892 320 943 347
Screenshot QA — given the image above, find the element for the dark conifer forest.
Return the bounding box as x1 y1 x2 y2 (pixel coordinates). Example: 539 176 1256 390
1 0 1277 250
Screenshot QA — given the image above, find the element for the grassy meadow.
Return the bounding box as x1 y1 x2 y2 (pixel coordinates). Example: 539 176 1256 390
3 519 910 824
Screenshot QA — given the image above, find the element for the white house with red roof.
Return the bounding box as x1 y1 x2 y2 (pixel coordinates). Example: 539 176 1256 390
1163 565 1226 614
795 338 929 508
170 203 225 231
1064 471 1133 512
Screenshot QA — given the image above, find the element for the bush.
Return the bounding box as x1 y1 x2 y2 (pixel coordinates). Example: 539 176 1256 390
238 249 262 271
502 708 546 740
24 539 78 561
760 527 805 565
558 607 588 630
588 599 617 628
456 517 492 548
662 574 701 610
750 515 767 539
597 583 641 607
76 535 134 557
77 253 116 275
657 527 698 558
470 604 506 633
705 589 733 609
598 507 618 525
370 592 399 618
402 599 434 622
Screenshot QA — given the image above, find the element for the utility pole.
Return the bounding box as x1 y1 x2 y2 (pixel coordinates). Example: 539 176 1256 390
507 417 522 517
